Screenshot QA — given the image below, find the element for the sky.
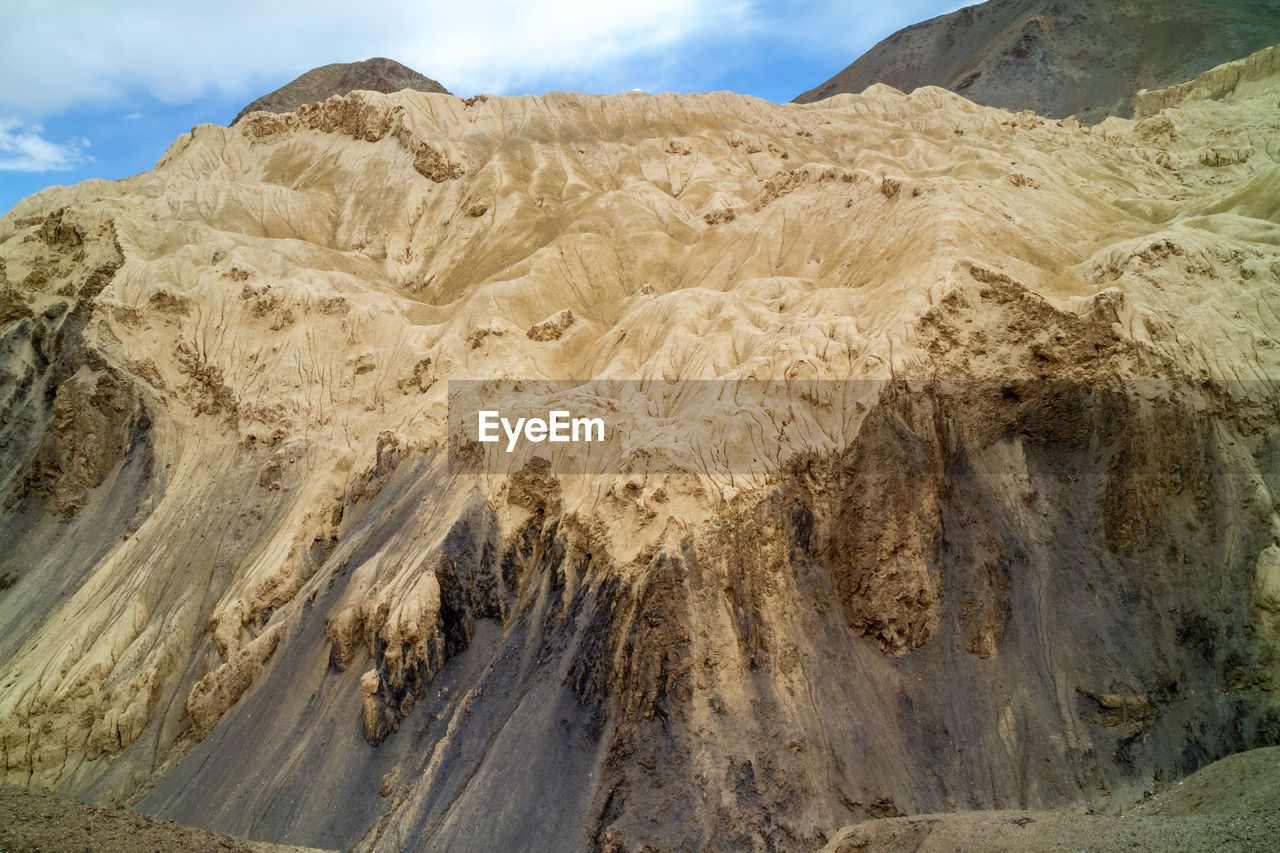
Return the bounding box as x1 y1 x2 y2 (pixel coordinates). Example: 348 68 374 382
0 0 972 216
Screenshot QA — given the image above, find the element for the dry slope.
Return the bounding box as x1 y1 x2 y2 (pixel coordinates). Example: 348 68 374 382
1 47 1279 853
232 57 450 124
795 0 1280 122
821 746 1280 851
0 784 333 853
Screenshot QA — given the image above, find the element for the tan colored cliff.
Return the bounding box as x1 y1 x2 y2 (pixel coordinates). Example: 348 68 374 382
0 48 1278 852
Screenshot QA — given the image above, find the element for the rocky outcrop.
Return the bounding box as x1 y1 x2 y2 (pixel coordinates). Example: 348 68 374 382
1132 43 1280 117
0 207 149 517
233 57 450 124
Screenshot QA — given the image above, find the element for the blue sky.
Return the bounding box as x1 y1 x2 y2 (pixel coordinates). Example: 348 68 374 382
1 1 970 216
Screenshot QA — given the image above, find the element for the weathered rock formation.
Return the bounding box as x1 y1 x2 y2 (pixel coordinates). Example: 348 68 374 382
233 57 450 124
795 0 1280 122
1 45 1279 853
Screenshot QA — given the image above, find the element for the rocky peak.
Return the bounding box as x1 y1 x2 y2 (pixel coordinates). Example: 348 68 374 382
232 56 450 124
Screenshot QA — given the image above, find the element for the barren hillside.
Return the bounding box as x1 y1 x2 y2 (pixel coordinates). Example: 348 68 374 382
232 57 450 124
795 0 1280 122
1 43 1279 852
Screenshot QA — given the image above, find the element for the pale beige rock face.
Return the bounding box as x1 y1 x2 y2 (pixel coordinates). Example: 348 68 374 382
1132 44 1280 118
0 48 1278 852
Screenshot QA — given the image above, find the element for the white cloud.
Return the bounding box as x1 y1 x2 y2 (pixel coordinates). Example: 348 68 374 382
0 119 90 172
123 112 143 120
0 1 975 120
0 0 752 115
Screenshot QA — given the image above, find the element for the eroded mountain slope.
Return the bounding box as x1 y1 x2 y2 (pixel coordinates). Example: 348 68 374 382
795 0 1280 122
1 51 1279 852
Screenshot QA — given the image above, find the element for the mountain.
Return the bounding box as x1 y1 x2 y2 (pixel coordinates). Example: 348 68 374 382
795 0 1280 121
2 45 1280 852
232 57 450 124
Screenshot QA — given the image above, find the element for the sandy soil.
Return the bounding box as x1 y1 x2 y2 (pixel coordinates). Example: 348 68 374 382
824 746 1280 851
0 784 332 853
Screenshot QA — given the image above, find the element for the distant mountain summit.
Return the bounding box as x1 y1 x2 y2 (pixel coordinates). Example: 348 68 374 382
795 0 1280 121
233 57 450 123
